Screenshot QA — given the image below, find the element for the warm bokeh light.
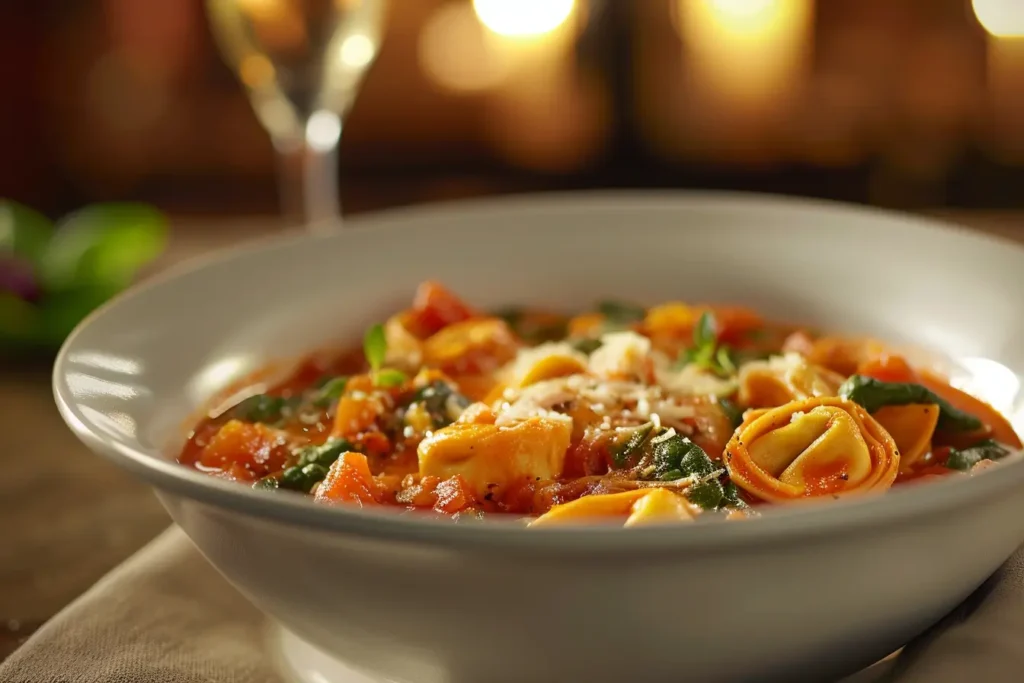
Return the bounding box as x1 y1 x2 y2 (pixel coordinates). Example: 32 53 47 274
472 0 575 38
675 0 811 106
339 33 376 68
418 2 510 92
973 0 1024 38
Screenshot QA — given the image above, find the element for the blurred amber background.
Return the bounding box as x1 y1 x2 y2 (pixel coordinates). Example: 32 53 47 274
3 0 1024 218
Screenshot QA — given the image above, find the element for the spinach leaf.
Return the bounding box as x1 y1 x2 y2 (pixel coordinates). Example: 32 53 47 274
597 300 645 327
838 375 982 432
718 398 744 429
412 380 471 428
312 376 348 407
297 438 355 469
230 394 295 424
495 307 567 344
946 439 1014 472
722 481 749 509
609 422 654 467
649 432 715 480
279 463 329 493
572 337 603 355
686 479 725 510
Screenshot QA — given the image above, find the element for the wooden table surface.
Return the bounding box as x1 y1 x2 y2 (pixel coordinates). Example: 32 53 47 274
2 208 1023 661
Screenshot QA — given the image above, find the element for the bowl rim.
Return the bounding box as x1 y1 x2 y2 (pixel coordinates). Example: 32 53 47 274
53 189 1024 554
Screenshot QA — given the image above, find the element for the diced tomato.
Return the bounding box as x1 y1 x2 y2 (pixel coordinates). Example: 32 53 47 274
315 452 379 505
359 430 392 456
856 354 918 383
562 438 609 478
407 281 477 338
198 420 288 479
433 475 475 514
709 305 763 345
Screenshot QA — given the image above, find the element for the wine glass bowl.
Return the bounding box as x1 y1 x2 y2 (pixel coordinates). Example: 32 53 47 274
206 0 387 228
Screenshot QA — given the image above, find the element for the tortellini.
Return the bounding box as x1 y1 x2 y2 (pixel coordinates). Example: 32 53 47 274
737 353 844 408
724 397 899 502
529 488 694 527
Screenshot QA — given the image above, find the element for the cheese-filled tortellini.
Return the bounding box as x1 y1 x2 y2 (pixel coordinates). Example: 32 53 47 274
737 353 845 408
724 397 899 502
529 488 694 527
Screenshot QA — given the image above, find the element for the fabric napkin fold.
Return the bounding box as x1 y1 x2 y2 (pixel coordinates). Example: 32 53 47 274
3 525 1023 683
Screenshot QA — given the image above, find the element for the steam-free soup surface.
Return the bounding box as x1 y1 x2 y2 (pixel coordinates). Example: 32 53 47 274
179 281 1021 526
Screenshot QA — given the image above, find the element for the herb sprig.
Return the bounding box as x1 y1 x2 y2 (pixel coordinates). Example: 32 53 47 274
363 323 408 388
676 311 736 377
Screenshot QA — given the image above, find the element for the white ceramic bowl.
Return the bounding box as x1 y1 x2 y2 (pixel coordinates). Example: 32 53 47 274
54 192 1024 683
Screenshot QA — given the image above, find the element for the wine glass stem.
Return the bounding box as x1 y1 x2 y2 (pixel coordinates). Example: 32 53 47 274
303 141 340 230
303 110 344 232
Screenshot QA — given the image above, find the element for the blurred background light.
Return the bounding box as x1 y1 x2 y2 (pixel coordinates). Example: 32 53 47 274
973 0 1024 38
339 33 376 68
472 0 575 38
418 2 510 93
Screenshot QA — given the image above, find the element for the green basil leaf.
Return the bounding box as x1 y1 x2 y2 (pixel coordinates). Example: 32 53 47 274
376 368 408 388
694 311 717 348
39 203 167 292
838 375 983 432
363 323 387 374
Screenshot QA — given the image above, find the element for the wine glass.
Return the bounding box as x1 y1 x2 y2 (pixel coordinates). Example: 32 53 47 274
206 0 387 231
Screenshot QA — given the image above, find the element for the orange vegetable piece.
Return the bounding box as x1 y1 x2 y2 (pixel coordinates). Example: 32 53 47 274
709 305 763 344
857 354 917 383
872 404 940 470
432 475 476 514
198 420 288 480
568 313 605 338
422 318 519 375
407 281 477 338
332 394 380 439
315 452 378 505
919 371 1022 449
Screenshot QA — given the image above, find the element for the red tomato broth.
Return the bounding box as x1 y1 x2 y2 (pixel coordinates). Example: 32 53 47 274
176 282 1022 523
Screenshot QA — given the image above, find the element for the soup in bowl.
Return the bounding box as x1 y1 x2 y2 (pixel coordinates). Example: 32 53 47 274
179 280 1021 528
53 193 1024 683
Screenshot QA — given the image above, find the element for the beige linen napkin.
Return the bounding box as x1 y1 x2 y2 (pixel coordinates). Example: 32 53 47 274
2 526 1021 683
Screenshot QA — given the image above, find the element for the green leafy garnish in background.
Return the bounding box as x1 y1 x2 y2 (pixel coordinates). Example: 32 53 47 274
838 375 983 432
363 322 407 387
597 300 645 329
364 323 387 372
0 199 167 351
675 311 736 377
